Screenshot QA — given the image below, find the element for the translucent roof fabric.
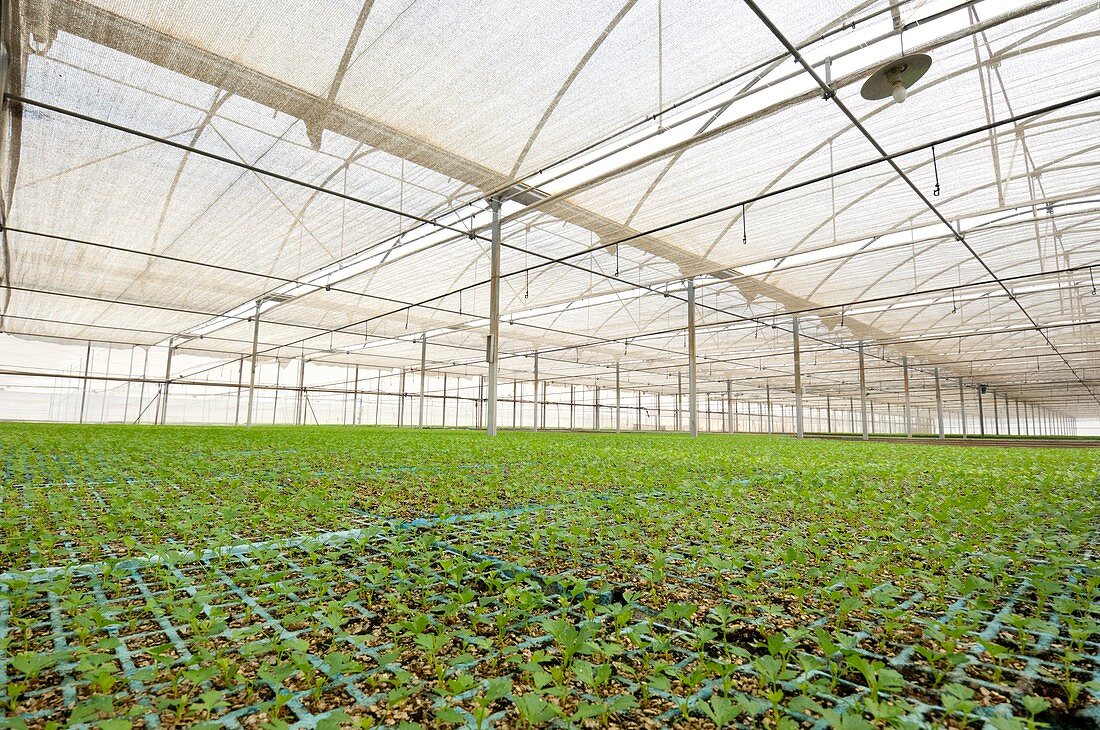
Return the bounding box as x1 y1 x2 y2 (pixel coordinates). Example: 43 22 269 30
3 0 1098 417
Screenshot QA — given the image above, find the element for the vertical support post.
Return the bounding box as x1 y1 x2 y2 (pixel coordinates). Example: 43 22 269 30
486 198 502 436
398 369 406 426
726 380 734 434
133 348 148 425
902 355 912 437
246 301 262 427
958 381 967 437
687 279 698 438
792 315 803 438
100 346 113 423
676 373 682 432
934 367 945 439
441 373 448 428
766 382 773 434
858 341 868 440
826 394 831 433
636 390 642 431
296 356 307 426
1004 394 1011 436
351 365 360 425
977 387 986 436
542 381 548 429
1015 400 1021 437
569 385 575 430
533 351 540 431
78 341 92 424
594 381 600 430
418 335 427 428
158 340 175 426
373 372 381 425
477 375 485 430
123 347 135 424
615 362 621 432
233 356 245 425
272 359 282 425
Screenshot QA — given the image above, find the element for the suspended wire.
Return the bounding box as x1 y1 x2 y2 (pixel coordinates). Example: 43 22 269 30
742 204 747 245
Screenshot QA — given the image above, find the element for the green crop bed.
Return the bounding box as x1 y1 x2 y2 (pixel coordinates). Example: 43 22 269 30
0 424 1097 729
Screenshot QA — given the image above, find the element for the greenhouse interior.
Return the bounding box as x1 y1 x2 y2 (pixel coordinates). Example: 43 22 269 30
1 0 1098 727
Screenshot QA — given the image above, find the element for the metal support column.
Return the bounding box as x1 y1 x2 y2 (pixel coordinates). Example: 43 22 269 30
676 373 682 432
687 279 698 438
246 302 262 427
533 351 540 431
486 198 502 436
792 315 803 438
766 381 773 434
233 356 245 426
418 335 427 428
158 340 175 426
726 380 734 434
477 375 485 430
826 394 831 433
398 370 406 426
441 373 448 428
902 356 912 437
79 341 92 424
569 385 575 430
594 381 600 430
615 362 621 432
934 368 945 439
858 342 868 440
977 387 986 436
959 381 967 437
296 356 307 426
122 347 135 424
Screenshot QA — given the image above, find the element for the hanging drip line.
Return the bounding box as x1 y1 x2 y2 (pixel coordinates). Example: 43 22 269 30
405 308 410 329
951 287 957 314
742 204 748 246
931 145 941 197
656 0 665 133
1091 266 1097 295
